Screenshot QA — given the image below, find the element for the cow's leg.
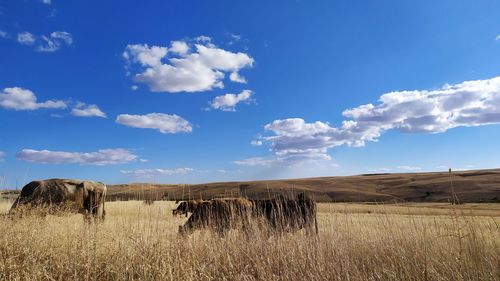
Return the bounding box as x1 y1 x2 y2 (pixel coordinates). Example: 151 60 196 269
95 201 105 222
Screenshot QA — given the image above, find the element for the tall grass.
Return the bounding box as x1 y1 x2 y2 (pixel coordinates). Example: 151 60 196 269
0 201 498 280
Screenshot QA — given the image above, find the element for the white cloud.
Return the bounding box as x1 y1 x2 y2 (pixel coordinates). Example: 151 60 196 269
121 168 193 178
123 37 254 93
496 35 500 41
169 40 189 55
42 0 51 4
116 113 192 134
234 157 277 167
257 76 500 163
368 168 391 173
0 151 5 162
71 102 106 118
251 140 263 146
209 90 253 111
37 31 73 52
17 32 36 45
17 148 137 165
397 166 422 171
0 30 7 38
0 87 66 110
229 33 241 44
131 85 139 91
17 31 72 52
195 35 211 42
229 72 247 83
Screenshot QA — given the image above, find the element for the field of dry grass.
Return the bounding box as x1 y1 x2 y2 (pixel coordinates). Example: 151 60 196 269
0 200 499 280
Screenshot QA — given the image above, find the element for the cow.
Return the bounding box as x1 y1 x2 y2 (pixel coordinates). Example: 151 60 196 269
252 193 318 235
172 200 207 217
174 198 254 236
9 178 107 221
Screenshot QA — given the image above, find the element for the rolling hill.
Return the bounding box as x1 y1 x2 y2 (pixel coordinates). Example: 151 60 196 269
1 169 499 203
104 169 500 203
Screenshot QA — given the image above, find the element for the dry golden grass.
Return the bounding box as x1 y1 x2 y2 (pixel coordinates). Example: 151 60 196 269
0 200 499 280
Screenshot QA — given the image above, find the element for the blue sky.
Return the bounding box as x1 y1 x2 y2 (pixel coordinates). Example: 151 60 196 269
1 1 500 188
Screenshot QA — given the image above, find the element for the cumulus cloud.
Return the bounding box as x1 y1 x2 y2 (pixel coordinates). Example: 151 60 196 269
71 102 106 118
229 72 247 83
121 168 193 178
116 113 192 134
17 32 36 45
17 148 137 165
254 76 500 163
208 90 253 111
37 31 73 52
123 37 254 93
0 87 66 110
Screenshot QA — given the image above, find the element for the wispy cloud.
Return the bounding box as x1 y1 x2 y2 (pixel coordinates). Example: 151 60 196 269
0 87 66 111
17 148 137 165
208 90 253 111
123 37 254 93
397 166 422 171
116 113 192 134
250 140 263 146
71 102 106 118
121 168 193 178
17 32 36 45
234 157 277 167
0 151 5 162
37 31 73 52
17 31 72 52
496 35 500 41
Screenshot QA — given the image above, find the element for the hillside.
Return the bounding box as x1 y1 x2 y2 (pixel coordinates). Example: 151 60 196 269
104 169 500 203
1 169 499 203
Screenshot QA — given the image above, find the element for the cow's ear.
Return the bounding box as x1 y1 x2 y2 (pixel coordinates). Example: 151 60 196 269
175 200 179 204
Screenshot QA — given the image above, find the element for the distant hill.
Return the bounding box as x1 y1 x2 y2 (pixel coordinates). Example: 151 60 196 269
105 169 500 203
1 169 499 203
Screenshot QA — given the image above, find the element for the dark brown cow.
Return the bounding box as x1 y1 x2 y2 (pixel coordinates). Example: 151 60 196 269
9 178 106 221
174 198 254 236
252 193 318 235
172 200 207 217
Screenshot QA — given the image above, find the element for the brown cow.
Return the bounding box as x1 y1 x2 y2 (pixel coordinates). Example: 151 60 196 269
174 198 254 236
252 193 318 235
172 200 207 217
9 178 106 221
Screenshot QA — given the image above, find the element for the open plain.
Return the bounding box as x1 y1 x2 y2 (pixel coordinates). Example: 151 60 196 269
0 199 498 280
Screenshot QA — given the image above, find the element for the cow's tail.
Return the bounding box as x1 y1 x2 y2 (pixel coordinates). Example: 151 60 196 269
314 215 318 235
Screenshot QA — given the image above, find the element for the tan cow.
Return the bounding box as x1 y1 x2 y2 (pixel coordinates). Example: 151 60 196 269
9 178 106 221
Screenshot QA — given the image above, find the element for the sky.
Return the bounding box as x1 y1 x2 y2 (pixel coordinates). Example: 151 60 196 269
1 0 500 188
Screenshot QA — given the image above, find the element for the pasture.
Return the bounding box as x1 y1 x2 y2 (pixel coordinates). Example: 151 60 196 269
0 200 499 280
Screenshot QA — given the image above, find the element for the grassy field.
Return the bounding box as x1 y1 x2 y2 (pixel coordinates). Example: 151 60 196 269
0 200 499 280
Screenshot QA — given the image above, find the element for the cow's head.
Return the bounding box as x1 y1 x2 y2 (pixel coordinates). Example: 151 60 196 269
172 200 202 217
